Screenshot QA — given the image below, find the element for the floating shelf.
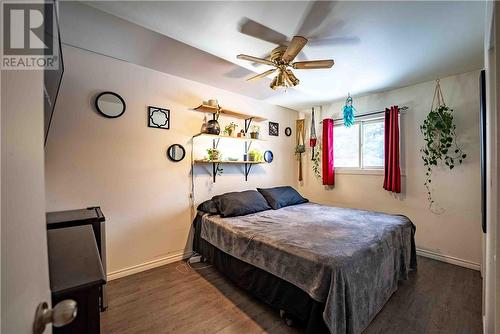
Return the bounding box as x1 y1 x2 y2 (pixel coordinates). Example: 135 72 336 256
192 133 265 142
194 160 264 164
193 104 267 122
194 159 264 182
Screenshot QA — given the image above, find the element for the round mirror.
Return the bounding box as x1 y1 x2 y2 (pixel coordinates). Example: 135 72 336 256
285 127 292 137
264 150 274 163
167 144 186 162
95 92 126 118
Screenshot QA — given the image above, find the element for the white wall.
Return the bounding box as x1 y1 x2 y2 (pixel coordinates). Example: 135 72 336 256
299 70 482 268
45 45 298 279
1 70 51 333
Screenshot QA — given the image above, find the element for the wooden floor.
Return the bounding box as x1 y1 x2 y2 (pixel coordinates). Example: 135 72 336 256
101 256 482 334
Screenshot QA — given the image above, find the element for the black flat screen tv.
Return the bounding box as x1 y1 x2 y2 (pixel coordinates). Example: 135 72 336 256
43 0 64 145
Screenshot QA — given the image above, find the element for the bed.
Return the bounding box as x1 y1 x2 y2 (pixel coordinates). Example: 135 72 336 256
193 188 416 334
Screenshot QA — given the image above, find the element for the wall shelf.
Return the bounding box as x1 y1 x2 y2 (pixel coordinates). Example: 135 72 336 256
193 160 263 183
192 102 268 183
192 104 267 122
194 160 264 164
192 133 265 142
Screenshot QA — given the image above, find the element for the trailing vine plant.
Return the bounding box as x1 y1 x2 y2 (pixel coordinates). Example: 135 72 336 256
312 145 322 180
420 80 466 211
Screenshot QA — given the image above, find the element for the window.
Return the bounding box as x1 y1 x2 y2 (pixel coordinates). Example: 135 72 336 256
334 118 385 170
334 124 359 167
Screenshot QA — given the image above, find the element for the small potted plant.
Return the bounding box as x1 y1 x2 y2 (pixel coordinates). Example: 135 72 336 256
206 148 221 161
250 125 260 139
224 122 238 137
248 149 263 162
237 129 245 138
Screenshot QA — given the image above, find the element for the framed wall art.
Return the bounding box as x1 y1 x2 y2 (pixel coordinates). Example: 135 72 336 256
269 121 279 136
148 106 170 129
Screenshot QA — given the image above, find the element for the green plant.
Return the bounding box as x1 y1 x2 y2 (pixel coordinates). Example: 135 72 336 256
312 146 322 179
248 149 263 162
206 148 221 161
251 125 260 133
206 148 223 175
295 144 305 157
223 122 238 136
420 105 466 208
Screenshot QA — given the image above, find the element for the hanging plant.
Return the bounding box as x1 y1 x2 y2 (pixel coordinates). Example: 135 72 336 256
420 80 466 210
312 145 322 179
343 93 356 127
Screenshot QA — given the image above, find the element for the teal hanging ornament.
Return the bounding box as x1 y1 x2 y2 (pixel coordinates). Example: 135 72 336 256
343 93 356 127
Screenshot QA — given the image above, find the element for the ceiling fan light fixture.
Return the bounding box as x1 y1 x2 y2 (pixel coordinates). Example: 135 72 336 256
269 76 278 90
285 70 299 86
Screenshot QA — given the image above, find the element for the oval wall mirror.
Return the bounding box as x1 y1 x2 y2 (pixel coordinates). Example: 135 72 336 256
285 127 292 137
167 144 186 162
95 92 126 118
264 150 274 163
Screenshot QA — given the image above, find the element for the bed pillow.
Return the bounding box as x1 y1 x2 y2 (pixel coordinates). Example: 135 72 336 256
213 190 271 218
257 186 308 210
197 199 219 215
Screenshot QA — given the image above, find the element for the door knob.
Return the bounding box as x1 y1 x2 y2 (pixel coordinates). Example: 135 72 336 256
33 300 77 334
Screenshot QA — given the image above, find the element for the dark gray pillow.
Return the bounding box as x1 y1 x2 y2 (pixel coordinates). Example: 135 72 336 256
257 186 308 210
213 190 271 218
197 200 219 215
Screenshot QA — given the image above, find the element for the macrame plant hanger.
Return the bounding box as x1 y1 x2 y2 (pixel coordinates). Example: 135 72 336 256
431 79 446 110
310 107 317 160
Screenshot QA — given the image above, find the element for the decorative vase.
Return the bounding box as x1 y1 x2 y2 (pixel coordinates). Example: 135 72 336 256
206 119 220 135
201 114 208 133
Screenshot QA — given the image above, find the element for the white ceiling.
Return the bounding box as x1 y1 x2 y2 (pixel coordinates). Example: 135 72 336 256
86 1 485 110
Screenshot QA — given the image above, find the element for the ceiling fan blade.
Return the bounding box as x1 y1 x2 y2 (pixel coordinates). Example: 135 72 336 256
237 54 275 67
282 36 308 63
308 36 361 47
239 18 288 45
246 69 276 82
292 60 334 69
296 1 337 36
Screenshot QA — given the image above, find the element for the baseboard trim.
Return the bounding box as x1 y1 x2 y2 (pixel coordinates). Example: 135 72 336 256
107 248 479 280
107 251 192 281
416 248 480 271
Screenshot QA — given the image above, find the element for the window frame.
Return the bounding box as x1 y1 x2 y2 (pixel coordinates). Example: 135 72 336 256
334 116 386 174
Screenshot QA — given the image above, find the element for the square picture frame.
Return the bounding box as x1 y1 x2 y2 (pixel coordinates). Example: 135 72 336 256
148 106 170 129
269 121 279 136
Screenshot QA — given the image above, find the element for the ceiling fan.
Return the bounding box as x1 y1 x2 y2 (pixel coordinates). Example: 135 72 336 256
237 36 334 90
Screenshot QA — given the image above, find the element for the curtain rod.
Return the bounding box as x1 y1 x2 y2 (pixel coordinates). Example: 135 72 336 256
330 106 409 122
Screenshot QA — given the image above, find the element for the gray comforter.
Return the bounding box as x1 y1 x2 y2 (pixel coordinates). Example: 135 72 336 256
200 202 416 334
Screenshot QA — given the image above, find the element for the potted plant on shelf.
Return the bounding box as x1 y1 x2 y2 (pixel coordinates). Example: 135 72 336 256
250 125 260 139
248 149 263 162
224 122 238 137
206 148 221 161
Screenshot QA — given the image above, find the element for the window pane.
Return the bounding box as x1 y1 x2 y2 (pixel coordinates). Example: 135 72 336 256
334 124 359 167
362 121 384 167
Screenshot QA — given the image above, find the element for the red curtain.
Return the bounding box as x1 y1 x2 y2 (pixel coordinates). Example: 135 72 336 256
322 119 334 186
384 106 401 193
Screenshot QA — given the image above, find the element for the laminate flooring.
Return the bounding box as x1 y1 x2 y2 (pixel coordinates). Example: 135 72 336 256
101 256 482 334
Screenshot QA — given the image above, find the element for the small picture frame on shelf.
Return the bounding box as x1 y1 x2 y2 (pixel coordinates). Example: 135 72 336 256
148 106 170 129
269 122 279 136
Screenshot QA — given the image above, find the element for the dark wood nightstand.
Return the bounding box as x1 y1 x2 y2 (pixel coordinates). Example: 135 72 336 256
47 225 106 334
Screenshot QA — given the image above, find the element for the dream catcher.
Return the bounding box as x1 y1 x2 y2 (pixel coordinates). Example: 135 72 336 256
343 93 356 127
